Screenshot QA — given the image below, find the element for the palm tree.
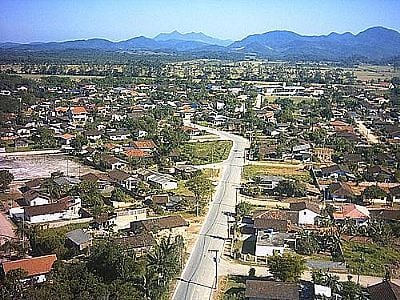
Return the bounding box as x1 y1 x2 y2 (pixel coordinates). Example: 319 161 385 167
146 236 180 294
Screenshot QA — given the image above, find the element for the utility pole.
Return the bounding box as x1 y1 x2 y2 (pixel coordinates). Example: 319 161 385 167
208 249 219 290
227 214 231 239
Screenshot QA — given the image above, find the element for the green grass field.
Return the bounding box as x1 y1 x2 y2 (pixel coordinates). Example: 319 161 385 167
179 140 233 165
243 164 311 183
343 241 400 276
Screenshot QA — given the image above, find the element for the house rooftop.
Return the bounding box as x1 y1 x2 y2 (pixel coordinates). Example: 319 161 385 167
66 229 92 246
114 233 156 249
367 280 400 300
289 201 320 214
2 254 57 277
245 280 300 300
134 215 188 232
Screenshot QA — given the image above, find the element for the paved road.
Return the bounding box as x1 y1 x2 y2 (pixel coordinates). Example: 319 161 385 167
172 124 249 300
355 120 379 144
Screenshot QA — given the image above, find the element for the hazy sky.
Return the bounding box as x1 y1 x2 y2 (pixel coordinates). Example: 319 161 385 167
1 0 400 43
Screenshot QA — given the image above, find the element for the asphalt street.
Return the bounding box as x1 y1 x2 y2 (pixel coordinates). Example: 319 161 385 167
172 124 249 300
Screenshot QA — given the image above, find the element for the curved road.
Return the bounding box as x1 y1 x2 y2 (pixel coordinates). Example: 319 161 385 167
172 124 249 300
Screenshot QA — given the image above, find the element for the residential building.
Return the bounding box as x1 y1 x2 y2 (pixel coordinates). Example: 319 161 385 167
255 229 296 257
68 106 88 126
1 254 57 284
114 233 156 256
147 172 178 190
289 201 321 225
130 215 188 240
367 280 400 300
333 204 370 225
245 280 300 300
108 169 137 191
66 229 92 251
24 196 81 224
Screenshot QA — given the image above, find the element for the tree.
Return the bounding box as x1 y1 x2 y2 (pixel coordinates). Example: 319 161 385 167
362 185 387 200
186 173 214 216
0 170 14 191
267 253 306 282
87 241 138 283
145 236 182 299
236 202 252 219
340 280 368 300
0 269 28 299
296 231 319 255
70 134 88 152
75 181 103 209
312 270 341 294
111 187 130 202
275 180 306 197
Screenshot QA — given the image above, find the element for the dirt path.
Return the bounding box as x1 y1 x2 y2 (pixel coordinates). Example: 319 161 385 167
0 211 17 245
356 120 379 144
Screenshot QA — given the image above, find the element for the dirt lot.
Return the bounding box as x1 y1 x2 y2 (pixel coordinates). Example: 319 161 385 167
0 211 16 245
0 154 98 180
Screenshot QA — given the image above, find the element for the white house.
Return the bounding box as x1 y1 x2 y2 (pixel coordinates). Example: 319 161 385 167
255 229 296 257
147 173 178 190
24 196 81 224
107 130 130 141
289 202 321 225
108 169 137 191
22 190 50 206
112 208 147 231
68 106 88 127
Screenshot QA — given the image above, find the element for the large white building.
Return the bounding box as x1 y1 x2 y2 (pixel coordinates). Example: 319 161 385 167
24 196 81 224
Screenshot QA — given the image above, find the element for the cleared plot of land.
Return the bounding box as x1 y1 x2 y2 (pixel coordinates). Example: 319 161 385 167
243 163 311 182
0 154 98 180
172 168 220 197
264 95 318 104
343 241 400 276
352 65 400 82
178 140 233 165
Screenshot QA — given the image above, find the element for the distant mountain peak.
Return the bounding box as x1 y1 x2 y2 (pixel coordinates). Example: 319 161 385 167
154 31 232 46
2 26 399 61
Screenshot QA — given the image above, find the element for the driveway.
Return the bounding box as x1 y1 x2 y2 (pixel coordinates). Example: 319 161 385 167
0 211 16 245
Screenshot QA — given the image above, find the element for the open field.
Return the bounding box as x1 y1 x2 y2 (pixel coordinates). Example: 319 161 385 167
243 163 311 182
352 65 400 82
217 275 246 300
17 73 105 80
178 140 233 165
263 95 318 104
343 241 400 276
0 154 98 180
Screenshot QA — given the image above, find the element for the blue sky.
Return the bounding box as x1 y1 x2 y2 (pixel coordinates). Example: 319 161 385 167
1 0 400 43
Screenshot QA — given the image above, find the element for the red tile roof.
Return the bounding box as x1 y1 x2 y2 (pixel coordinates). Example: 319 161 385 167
70 106 87 114
124 149 150 158
132 140 156 149
333 204 369 220
2 254 57 277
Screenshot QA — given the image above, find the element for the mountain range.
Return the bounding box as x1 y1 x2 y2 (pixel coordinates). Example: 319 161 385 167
1 27 400 61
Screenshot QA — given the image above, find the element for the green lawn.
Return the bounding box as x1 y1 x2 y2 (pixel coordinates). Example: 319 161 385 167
171 180 194 197
243 164 311 183
343 241 400 276
220 275 246 300
179 140 233 165
264 95 318 104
